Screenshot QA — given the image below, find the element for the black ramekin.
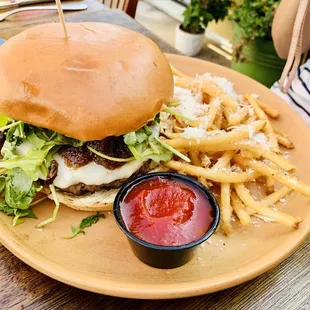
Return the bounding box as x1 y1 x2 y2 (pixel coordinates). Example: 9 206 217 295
113 172 220 269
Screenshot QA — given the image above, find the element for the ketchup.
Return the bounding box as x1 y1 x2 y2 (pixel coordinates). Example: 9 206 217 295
120 177 214 246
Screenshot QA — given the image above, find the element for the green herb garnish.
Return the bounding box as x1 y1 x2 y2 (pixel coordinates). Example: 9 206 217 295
65 212 105 239
0 119 84 226
87 146 134 162
167 101 180 107
123 121 190 163
163 108 195 122
36 184 60 228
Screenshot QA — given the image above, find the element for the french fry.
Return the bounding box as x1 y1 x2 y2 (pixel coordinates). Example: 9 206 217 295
220 159 233 235
205 98 221 129
199 177 213 188
239 149 258 158
165 160 260 183
221 182 233 235
234 183 300 228
231 192 252 225
175 77 238 110
189 151 212 187
274 129 294 149
245 94 278 150
189 151 200 166
236 143 296 172
245 114 257 125
167 139 295 172
246 186 292 216
266 177 275 194
226 107 248 126
165 120 265 149
164 66 308 232
163 132 182 139
234 155 310 197
213 109 223 129
255 98 280 118
262 186 292 205
200 154 211 167
213 151 234 169
277 135 294 149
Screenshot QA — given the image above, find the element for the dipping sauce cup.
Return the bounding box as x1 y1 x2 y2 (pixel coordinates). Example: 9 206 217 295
113 172 220 269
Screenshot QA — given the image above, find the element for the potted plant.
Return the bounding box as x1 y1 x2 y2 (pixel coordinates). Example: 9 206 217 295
175 0 231 56
229 0 286 87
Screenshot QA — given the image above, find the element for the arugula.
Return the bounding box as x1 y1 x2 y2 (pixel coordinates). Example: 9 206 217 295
0 115 8 128
0 168 40 226
65 212 105 239
124 122 190 163
0 119 84 226
163 107 194 122
4 168 42 210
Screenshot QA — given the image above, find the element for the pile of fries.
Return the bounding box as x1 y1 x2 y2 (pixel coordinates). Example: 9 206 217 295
159 65 310 235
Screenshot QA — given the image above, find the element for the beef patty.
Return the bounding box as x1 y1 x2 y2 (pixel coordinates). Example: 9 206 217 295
51 136 149 196
57 161 150 196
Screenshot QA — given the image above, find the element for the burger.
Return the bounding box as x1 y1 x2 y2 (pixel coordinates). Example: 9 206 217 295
0 22 177 226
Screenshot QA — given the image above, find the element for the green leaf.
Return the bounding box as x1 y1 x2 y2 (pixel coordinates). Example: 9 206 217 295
71 225 77 235
163 108 195 122
127 145 143 161
182 0 231 34
27 132 46 149
4 168 40 210
167 102 180 107
229 0 279 43
87 146 134 163
0 202 37 225
0 121 23 132
143 126 153 136
124 132 137 146
36 184 60 228
153 136 191 163
0 115 8 127
0 144 55 180
0 120 86 226
65 213 105 239
0 176 6 192
136 130 148 143
12 209 37 226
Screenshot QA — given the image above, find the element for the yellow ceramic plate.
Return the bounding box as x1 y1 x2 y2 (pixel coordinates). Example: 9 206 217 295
0 54 309 299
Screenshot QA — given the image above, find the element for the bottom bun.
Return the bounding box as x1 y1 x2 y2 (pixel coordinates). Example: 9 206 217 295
48 188 119 211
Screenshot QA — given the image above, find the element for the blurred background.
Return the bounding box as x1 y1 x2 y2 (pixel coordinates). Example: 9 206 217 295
134 0 286 88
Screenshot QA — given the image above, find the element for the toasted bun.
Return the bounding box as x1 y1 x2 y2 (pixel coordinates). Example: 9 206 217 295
0 23 173 141
50 188 118 211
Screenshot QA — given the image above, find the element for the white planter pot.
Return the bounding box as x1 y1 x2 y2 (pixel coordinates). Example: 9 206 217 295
174 25 205 56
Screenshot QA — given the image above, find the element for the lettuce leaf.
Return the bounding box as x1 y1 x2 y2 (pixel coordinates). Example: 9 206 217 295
123 122 190 163
0 115 8 127
4 168 41 210
124 124 174 163
0 120 85 226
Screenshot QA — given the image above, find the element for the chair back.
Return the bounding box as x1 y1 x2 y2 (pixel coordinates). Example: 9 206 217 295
102 0 139 18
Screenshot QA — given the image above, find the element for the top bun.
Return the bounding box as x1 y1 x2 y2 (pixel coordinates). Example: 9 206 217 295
0 23 173 141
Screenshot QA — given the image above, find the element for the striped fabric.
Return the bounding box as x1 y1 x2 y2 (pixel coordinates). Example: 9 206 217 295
272 59 310 126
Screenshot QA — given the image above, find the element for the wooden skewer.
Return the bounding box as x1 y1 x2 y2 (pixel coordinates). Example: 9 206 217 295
55 0 69 39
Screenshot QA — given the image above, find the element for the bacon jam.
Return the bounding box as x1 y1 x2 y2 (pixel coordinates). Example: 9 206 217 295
119 176 215 246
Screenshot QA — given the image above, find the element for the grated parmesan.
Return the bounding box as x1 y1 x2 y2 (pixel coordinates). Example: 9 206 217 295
181 127 206 139
202 73 239 101
173 86 207 119
252 132 271 150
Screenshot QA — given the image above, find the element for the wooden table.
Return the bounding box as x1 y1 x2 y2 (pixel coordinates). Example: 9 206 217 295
0 1 309 309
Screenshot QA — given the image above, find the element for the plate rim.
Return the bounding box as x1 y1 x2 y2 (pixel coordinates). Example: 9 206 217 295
0 53 309 299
